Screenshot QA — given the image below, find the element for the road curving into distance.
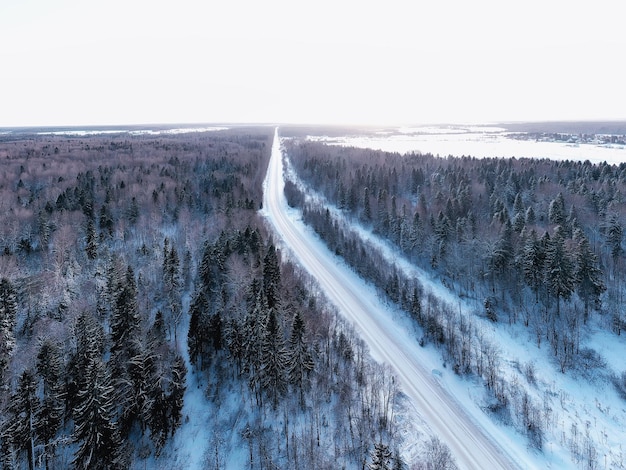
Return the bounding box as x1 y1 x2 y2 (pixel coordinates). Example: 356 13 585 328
262 128 525 470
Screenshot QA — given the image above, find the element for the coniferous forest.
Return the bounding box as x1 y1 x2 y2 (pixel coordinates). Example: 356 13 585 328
280 130 626 466
0 128 420 469
2 125 626 469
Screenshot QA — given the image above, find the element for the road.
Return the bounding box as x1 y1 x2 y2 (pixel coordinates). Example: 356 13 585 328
262 128 522 470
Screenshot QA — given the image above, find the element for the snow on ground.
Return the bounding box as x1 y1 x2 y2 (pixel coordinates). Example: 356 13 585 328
279 134 626 469
265 131 540 469
306 127 626 164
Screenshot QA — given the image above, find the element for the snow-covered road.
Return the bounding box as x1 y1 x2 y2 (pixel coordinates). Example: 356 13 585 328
262 128 522 470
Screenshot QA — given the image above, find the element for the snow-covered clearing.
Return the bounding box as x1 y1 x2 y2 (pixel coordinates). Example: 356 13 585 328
274 129 626 469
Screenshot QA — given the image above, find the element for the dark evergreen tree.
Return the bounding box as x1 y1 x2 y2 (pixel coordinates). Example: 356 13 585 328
260 307 288 408
110 265 142 435
548 192 566 226
574 229 606 320
169 354 187 434
6 370 37 470
363 187 372 221
545 227 575 316
36 340 65 469
110 265 140 356
525 206 536 226
188 291 210 367
286 311 314 406
604 213 623 265
488 219 514 295
85 217 98 260
128 340 157 434
72 357 125 470
208 311 223 352
0 278 17 387
263 244 281 309
369 442 392 470
522 230 546 303
66 312 105 420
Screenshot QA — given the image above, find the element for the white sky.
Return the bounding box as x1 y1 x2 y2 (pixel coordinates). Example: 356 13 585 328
1 0 625 127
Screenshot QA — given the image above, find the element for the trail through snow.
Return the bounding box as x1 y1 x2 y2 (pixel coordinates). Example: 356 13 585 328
262 128 533 470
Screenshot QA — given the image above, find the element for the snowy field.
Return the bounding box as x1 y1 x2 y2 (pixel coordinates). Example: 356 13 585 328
307 125 626 164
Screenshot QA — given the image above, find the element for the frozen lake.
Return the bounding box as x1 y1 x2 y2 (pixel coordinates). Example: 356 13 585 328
307 125 626 164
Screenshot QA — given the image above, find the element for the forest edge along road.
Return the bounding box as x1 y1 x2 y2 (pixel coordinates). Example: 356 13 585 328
262 127 525 470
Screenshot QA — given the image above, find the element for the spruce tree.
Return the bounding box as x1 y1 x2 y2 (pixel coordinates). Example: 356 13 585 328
546 227 575 316
85 218 98 260
110 265 142 435
522 230 546 303
574 229 606 320
260 308 288 408
0 278 17 387
263 244 281 309
36 340 65 469
72 357 125 470
548 192 566 226
369 442 392 470
7 370 37 470
286 311 314 406
169 354 187 434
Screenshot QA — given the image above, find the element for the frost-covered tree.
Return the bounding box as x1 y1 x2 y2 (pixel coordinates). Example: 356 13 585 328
260 307 288 408
573 229 606 320
545 227 575 316
36 340 65 469
286 311 314 406
6 370 37 470
72 357 125 470
522 230 546 303
548 192 566 226
369 442 392 470
263 244 281 309
85 217 98 260
168 354 187 434
0 278 17 387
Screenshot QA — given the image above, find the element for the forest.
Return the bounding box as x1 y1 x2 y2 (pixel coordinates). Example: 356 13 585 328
280 131 626 467
0 128 457 469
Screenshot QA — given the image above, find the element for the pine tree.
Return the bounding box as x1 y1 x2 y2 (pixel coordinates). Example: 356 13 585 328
488 219 514 296
36 340 65 469
604 213 623 265
369 442 392 470
0 278 17 387
85 218 98 260
6 370 37 470
263 244 281 309
522 229 546 303
574 229 606 320
110 265 142 436
409 287 422 323
286 311 314 407
188 291 210 367
110 265 140 356
66 312 105 420
225 318 244 373
525 206 536 226
548 192 566 226
72 357 125 470
260 308 288 408
163 241 183 342
242 288 266 404
546 227 575 316
169 354 187 434
363 187 372 221
128 340 157 434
